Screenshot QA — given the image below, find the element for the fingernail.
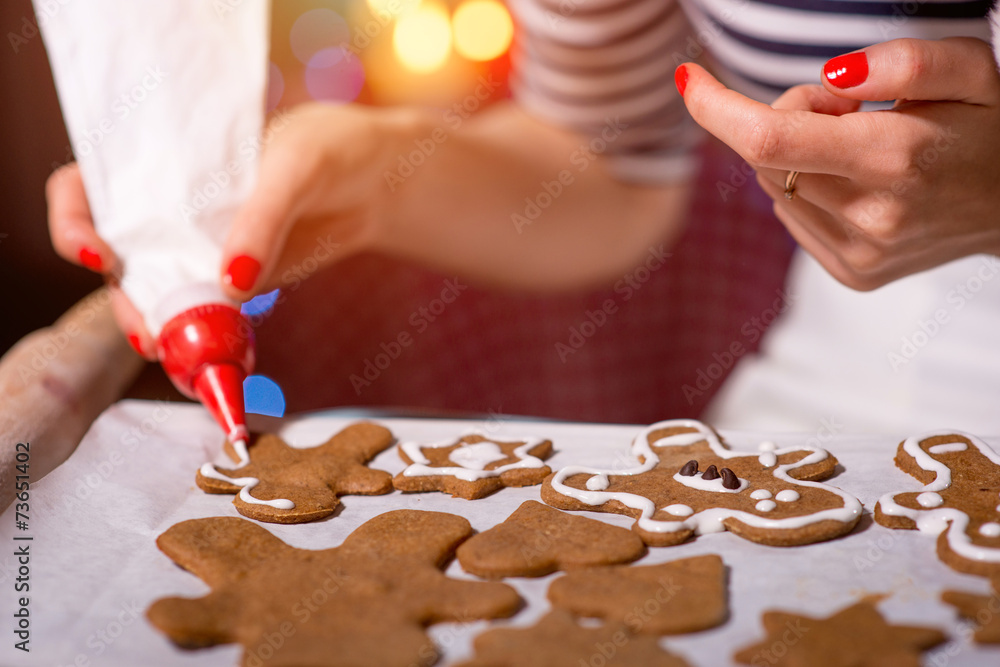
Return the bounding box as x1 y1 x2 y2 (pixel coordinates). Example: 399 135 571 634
823 52 868 89
224 255 261 292
79 247 103 272
675 64 689 97
127 333 144 355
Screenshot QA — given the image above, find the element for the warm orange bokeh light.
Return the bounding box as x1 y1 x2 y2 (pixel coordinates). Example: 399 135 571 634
393 2 452 73
452 0 513 62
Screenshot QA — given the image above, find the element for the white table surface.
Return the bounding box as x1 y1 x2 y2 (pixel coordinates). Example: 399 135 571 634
1 400 997 666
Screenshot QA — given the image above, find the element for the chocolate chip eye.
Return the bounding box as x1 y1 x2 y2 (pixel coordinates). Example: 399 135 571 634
702 465 719 480
679 460 698 476
720 468 739 489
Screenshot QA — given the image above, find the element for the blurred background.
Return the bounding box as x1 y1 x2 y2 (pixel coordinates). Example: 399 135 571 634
0 0 516 414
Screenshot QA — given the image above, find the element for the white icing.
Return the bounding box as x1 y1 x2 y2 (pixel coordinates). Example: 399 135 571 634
198 445 296 511
759 452 777 468
755 500 777 512
672 471 748 494
664 504 694 517
400 433 547 482
759 441 777 451
996 504 1000 513
928 442 968 455
877 432 1000 564
586 475 609 491
916 492 944 508
776 490 800 502
447 442 506 470
548 419 860 537
750 489 772 500
980 522 1000 538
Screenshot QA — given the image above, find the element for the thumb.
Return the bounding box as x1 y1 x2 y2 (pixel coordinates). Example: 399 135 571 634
821 37 999 105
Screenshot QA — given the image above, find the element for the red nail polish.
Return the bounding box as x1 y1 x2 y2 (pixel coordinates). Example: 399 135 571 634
675 64 689 97
79 247 103 272
824 52 869 89
127 333 144 355
224 255 261 292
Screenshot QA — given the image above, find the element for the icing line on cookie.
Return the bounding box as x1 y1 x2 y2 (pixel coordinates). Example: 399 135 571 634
672 471 748 493
199 460 296 511
877 431 1000 563
549 419 861 537
400 433 547 482
928 442 968 455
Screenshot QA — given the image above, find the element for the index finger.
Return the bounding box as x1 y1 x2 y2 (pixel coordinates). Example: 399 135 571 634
678 63 863 176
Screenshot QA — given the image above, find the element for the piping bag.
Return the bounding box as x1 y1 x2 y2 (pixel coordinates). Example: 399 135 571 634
36 0 271 448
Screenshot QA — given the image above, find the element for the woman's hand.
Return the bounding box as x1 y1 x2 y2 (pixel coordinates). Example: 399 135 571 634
47 103 405 355
678 37 1000 290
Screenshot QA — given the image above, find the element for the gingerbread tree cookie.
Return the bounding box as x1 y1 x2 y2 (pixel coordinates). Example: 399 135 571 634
456 609 691 667
942 579 1000 643
733 601 946 666
547 554 727 635
196 421 394 524
541 419 861 547
874 431 1000 576
147 511 522 666
456 500 646 578
393 432 553 499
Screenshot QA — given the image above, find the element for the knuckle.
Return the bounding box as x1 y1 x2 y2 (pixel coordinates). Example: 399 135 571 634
890 39 929 90
743 119 783 165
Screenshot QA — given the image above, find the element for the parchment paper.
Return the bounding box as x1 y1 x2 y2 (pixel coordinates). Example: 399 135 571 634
1 400 996 666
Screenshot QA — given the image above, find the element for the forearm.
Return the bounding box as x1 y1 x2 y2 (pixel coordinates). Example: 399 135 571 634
0 289 143 510
376 103 693 292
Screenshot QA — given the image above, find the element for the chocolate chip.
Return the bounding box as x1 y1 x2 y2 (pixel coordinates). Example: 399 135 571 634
721 468 739 489
702 465 719 481
679 460 699 477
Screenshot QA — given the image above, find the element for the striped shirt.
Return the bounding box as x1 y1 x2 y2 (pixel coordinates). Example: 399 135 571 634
507 0 995 183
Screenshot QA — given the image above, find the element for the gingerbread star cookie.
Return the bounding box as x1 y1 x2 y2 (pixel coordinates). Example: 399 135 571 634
196 421 394 524
456 609 691 667
733 601 946 666
456 500 646 578
874 431 1000 577
147 511 522 666
541 419 861 547
393 432 553 499
547 554 727 635
942 578 1000 643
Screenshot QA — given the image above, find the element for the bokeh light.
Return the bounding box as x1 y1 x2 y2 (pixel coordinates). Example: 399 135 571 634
266 62 285 111
393 2 452 73
305 47 366 103
289 8 351 66
452 0 513 62
243 374 286 417
241 289 281 318
366 0 420 17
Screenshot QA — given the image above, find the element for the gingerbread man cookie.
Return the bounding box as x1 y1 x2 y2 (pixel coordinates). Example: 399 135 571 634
196 421 394 524
393 432 553 499
456 500 646 578
147 511 522 666
456 609 691 667
733 601 946 666
541 419 861 547
875 431 1000 577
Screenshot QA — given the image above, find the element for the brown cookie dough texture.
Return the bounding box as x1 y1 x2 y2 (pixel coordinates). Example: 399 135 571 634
942 578 1000 643
393 432 553 499
195 421 394 524
547 554 728 635
874 431 1000 577
733 601 946 667
147 511 522 666
456 609 691 667
457 500 646 578
541 419 861 547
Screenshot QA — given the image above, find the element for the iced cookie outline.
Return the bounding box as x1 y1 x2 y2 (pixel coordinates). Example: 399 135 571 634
541 419 861 547
874 431 1000 577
